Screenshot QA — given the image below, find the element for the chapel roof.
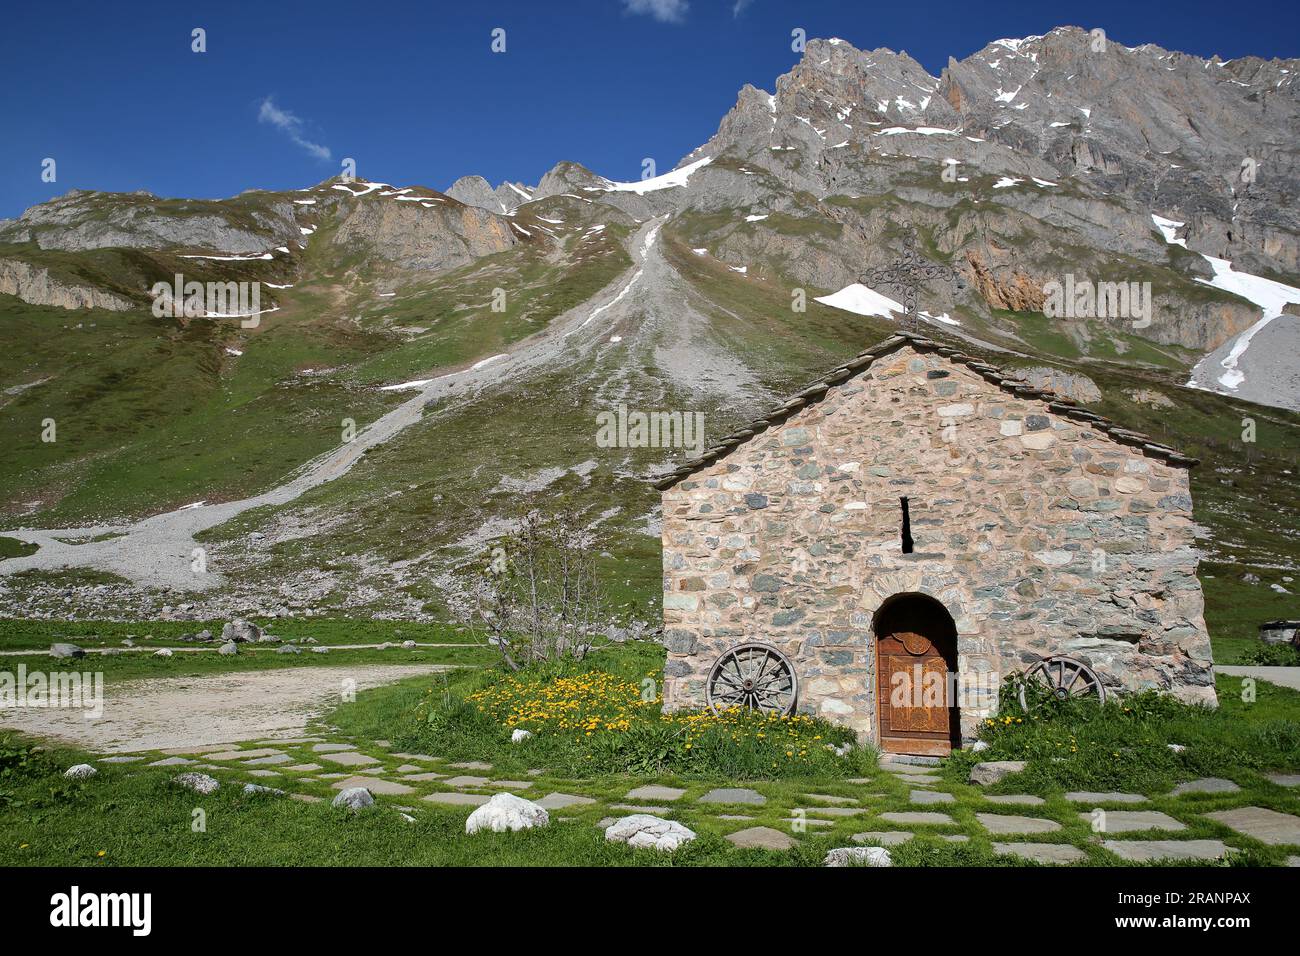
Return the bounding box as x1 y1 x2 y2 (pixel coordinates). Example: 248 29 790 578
653 331 1198 491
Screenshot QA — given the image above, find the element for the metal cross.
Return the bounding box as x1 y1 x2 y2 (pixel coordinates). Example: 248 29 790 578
861 221 959 332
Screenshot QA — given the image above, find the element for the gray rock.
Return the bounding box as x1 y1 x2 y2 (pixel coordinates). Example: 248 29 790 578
217 642 238 656
174 772 220 795
332 787 375 811
64 763 97 779
275 644 301 655
221 619 263 643
968 761 1027 786
153 648 173 657
49 643 85 659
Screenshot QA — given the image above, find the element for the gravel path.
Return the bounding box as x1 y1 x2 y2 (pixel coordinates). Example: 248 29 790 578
0 663 451 752
1216 665 1300 692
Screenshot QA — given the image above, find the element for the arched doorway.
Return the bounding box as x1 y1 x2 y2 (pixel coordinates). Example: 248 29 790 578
873 592 961 755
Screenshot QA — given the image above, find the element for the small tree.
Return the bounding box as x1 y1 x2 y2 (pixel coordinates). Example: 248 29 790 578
458 506 608 670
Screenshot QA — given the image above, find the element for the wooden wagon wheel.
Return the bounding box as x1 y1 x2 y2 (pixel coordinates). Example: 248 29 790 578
706 643 798 716
1018 655 1106 711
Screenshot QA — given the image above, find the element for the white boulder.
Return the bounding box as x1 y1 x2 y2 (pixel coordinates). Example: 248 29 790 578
604 814 697 852
511 729 533 743
174 772 220 795
465 792 550 834
64 763 98 779
825 846 893 867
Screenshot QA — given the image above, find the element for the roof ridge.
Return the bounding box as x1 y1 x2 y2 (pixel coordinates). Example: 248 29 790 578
652 332 1197 491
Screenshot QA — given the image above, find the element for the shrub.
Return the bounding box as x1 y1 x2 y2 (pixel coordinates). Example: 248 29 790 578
1236 643 1300 667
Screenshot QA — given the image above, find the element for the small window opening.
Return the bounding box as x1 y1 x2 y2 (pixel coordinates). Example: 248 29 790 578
899 496 914 554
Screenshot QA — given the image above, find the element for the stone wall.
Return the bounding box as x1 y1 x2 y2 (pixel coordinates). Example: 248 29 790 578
660 344 1215 743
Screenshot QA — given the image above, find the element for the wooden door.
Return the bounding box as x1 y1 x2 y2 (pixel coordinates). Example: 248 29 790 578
876 630 956 756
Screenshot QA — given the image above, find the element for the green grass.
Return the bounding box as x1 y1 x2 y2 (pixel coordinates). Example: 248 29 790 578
3 644 1299 866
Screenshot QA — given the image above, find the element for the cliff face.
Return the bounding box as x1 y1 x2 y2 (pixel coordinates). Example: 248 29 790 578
0 258 134 311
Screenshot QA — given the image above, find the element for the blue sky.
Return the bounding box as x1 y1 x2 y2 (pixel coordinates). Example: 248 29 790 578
1 0 1296 219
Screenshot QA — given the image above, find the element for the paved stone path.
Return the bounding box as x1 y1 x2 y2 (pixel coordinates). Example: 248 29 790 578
41 724 1299 867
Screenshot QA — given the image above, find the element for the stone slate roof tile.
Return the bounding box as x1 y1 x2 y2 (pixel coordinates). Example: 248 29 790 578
653 332 1198 491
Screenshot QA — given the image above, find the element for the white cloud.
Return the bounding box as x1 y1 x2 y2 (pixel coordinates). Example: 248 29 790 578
623 0 689 23
732 0 754 16
257 97 331 161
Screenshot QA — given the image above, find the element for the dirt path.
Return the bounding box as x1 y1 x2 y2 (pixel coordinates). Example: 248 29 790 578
0 663 450 753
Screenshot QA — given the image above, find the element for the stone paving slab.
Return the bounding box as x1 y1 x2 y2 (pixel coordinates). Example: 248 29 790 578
941 834 969 843
206 747 284 761
1205 806 1300 845
423 792 492 806
984 794 1045 805
490 780 534 790
448 761 493 771
804 793 859 805
159 745 230 756
1267 773 1300 787
247 769 281 778
725 826 797 850
626 785 687 802
535 792 597 810
284 763 321 772
882 762 941 775
977 813 1061 835
244 753 294 766
851 831 913 846
1065 791 1146 804
147 756 194 766
330 775 416 796
699 788 766 805
992 842 1086 864
1082 810 1186 833
401 771 446 782
610 804 671 813
1171 777 1240 796
786 817 834 828
391 753 439 761
890 773 941 784
879 811 953 825
1103 839 1229 862
910 789 955 805
99 755 146 763
395 764 423 773
318 751 380 767
311 743 357 753
1288 856 1300 867
444 775 491 788
716 814 754 821
800 806 866 817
